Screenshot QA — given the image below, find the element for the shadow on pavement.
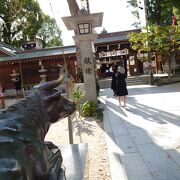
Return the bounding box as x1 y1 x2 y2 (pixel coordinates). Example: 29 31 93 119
99 84 180 179
126 96 180 127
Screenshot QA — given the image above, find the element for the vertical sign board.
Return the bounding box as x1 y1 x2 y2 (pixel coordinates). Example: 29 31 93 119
80 41 97 102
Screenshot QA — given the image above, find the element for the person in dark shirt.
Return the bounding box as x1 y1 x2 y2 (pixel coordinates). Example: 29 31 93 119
114 66 128 107
0 82 5 109
14 76 21 98
111 65 118 96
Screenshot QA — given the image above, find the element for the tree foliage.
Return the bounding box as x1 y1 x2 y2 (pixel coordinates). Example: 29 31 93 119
129 25 180 58
127 0 180 26
37 15 63 47
0 0 44 45
0 0 63 48
127 0 180 83
146 0 173 26
127 0 141 28
128 25 180 80
172 0 180 25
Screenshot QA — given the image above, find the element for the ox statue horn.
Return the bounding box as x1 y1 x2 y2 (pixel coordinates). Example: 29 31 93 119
38 74 64 91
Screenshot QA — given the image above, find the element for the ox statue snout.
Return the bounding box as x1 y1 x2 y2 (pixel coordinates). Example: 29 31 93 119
35 74 76 123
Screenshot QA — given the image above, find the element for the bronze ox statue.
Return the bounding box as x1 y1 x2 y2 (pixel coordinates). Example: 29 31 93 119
0 75 76 179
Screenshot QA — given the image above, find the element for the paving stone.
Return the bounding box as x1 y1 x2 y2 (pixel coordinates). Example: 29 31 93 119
108 153 127 180
137 143 179 173
103 111 112 133
105 132 115 149
105 99 116 109
166 149 180 167
122 120 141 130
107 109 121 121
105 134 127 180
152 169 180 180
111 124 128 136
120 153 153 180
128 129 154 145
115 135 138 154
109 116 124 126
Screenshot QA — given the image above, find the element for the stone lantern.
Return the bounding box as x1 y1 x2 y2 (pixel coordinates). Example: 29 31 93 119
62 12 103 102
10 69 19 82
38 61 47 82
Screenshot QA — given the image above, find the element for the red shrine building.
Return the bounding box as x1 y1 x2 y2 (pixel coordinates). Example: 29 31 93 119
0 28 179 89
95 29 142 78
0 43 77 89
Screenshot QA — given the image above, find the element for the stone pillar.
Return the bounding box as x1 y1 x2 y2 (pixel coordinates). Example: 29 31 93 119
74 34 97 101
62 12 103 102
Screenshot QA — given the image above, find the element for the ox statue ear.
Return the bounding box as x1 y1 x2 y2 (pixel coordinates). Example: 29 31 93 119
38 74 64 91
43 91 62 102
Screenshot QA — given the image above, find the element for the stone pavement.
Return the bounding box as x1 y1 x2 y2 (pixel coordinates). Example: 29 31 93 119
99 82 180 180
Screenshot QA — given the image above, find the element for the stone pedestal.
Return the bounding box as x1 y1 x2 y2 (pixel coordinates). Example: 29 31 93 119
59 143 88 180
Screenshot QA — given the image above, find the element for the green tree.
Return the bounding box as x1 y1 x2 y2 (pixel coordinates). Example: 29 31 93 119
128 30 155 84
172 0 180 25
37 15 63 47
127 0 174 26
146 0 173 26
127 0 141 28
151 25 180 81
129 25 180 82
0 0 44 45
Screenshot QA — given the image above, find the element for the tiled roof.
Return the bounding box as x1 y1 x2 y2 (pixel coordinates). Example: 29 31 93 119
0 43 22 51
0 43 21 57
95 29 141 44
95 35 128 44
0 46 76 62
0 29 140 63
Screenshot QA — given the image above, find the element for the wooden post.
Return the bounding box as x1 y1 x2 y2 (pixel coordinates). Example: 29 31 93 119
18 60 25 98
66 78 74 144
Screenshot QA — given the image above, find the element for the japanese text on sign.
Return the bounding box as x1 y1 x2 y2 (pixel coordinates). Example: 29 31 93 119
84 57 93 74
84 57 92 64
85 68 92 74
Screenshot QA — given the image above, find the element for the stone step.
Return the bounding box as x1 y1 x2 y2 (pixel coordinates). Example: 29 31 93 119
99 76 149 89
